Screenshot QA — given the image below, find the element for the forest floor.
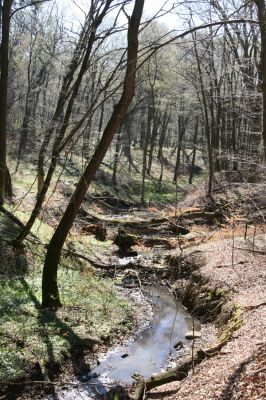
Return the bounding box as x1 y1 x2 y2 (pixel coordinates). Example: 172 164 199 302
146 235 266 400
0 158 265 399
145 178 266 400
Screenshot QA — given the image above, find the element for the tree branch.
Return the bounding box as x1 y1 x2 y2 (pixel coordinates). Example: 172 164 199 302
10 0 52 18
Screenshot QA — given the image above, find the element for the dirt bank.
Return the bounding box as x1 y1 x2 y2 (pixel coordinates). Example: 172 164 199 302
145 233 266 400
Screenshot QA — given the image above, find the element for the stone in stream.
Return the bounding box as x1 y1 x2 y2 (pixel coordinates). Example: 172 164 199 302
121 353 129 358
79 374 89 382
185 330 201 339
173 340 184 350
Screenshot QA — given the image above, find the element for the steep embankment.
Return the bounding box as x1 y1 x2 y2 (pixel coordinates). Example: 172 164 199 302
146 234 266 400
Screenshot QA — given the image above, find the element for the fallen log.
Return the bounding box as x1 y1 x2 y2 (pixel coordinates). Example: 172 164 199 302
79 207 181 227
132 341 226 400
180 210 223 221
142 237 175 248
132 356 193 400
79 208 220 231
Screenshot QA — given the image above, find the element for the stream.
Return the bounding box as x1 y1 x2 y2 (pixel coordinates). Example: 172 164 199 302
46 286 200 400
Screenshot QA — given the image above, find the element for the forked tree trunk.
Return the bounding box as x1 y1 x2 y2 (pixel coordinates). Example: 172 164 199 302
41 0 145 308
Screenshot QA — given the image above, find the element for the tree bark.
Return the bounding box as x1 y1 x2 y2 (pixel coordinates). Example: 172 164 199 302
41 0 145 308
189 117 199 184
0 0 13 204
255 0 266 162
193 31 214 196
112 126 123 185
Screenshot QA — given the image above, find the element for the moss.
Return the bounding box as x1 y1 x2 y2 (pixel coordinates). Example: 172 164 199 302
219 304 243 342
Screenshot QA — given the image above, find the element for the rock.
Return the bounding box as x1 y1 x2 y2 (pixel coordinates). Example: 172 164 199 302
91 372 99 378
173 340 184 350
185 330 201 339
79 374 89 382
121 353 129 358
123 275 138 288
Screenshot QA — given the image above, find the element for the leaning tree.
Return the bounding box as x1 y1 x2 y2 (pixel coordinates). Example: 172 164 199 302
41 0 145 309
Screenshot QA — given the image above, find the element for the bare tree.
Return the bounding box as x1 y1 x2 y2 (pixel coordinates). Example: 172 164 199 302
41 0 145 309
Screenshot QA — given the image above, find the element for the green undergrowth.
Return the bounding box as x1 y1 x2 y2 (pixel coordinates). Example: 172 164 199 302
0 219 132 382
9 152 205 211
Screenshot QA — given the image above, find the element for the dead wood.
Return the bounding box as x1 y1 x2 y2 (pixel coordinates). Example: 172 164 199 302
244 302 266 310
142 237 175 248
179 210 223 221
63 249 113 269
233 247 266 255
132 356 193 400
79 207 220 233
132 341 226 400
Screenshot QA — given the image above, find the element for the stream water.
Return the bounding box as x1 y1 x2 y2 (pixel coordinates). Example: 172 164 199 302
46 286 199 399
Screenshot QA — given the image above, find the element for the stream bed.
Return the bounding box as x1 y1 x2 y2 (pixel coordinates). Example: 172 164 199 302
46 286 200 399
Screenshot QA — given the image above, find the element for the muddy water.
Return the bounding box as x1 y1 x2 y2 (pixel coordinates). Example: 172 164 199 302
46 286 199 399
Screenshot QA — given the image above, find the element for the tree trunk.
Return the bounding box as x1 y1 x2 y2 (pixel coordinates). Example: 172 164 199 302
147 113 160 175
193 31 214 196
124 116 135 172
158 110 170 185
112 126 122 185
41 0 145 309
189 117 199 184
173 115 188 183
255 0 266 162
0 0 13 205
141 102 152 205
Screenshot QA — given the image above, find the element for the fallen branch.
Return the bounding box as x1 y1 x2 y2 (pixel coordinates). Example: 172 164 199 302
63 249 113 269
233 247 266 255
132 341 226 400
180 210 222 221
244 302 266 311
132 356 193 399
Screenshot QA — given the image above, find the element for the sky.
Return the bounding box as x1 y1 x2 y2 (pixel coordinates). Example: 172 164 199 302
57 0 181 31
